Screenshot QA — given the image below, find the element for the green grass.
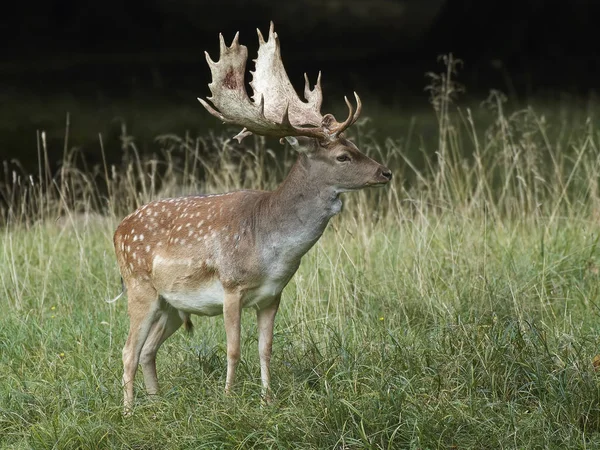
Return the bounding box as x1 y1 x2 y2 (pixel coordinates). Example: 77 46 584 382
4 71 600 448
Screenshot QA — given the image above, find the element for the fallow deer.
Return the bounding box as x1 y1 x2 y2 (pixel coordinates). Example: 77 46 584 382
113 21 392 412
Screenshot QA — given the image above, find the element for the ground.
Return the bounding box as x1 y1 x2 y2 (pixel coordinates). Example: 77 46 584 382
2 84 600 448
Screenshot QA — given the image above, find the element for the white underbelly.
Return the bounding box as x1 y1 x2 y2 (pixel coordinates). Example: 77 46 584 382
161 280 225 316
160 278 283 316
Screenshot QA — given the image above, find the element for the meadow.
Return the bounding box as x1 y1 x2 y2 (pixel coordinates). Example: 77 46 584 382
3 67 600 448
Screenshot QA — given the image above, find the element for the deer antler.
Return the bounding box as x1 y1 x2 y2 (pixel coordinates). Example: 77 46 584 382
198 21 361 143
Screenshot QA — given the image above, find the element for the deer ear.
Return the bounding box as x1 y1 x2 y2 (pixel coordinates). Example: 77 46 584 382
283 136 317 153
284 136 299 147
321 113 337 134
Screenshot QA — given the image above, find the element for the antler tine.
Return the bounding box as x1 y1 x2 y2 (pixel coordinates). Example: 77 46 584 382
303 71 323 111
351 91 362 125
218 33 227 54
268 20 275 39
257 27 265 45
332 96 355 137
204 50 215 66
198 97 226 122
231 32 240 49
281 103 292 127
257 93 265 116
303 73 310 96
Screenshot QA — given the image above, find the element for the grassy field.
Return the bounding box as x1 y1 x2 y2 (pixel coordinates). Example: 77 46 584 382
4 75 600 448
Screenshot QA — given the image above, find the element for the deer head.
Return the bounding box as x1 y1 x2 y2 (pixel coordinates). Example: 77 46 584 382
198 21 392 193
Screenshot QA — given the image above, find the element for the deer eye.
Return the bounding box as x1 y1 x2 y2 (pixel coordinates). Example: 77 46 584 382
336 154 351 162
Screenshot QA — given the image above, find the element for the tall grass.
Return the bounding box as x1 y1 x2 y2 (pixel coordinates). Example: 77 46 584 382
3 60 600 448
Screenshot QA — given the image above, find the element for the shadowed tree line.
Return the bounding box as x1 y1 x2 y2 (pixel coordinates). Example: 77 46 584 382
1 0 600 177
3 0 600 95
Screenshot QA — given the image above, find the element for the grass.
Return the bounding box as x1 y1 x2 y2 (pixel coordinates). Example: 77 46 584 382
4 63 600 448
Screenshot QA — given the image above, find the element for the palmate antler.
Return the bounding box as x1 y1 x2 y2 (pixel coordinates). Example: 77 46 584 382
198 21 361 143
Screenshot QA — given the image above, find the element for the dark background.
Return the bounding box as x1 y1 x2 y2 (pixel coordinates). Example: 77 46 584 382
2 0 600 172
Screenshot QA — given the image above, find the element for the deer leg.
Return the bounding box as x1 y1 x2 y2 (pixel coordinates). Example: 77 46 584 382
122 283 159 414
139 303 183 397
256 295 280 403
223 290 243 394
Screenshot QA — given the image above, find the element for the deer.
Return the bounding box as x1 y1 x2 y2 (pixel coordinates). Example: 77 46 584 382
113 21 392 413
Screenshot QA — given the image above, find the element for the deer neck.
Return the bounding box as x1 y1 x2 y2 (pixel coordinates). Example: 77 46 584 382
258 153 340 260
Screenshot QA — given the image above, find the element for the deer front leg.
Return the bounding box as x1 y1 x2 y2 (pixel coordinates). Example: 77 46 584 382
223 290 242 394
256 295 280 403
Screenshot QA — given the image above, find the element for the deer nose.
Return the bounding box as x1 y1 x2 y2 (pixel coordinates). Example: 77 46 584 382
379 167 392 181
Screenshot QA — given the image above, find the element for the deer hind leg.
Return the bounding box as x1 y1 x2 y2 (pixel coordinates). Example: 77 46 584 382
139 301 184 396
122 282 160 413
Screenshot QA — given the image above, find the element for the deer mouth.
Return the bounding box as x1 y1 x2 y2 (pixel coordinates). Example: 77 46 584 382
366 177 392 187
